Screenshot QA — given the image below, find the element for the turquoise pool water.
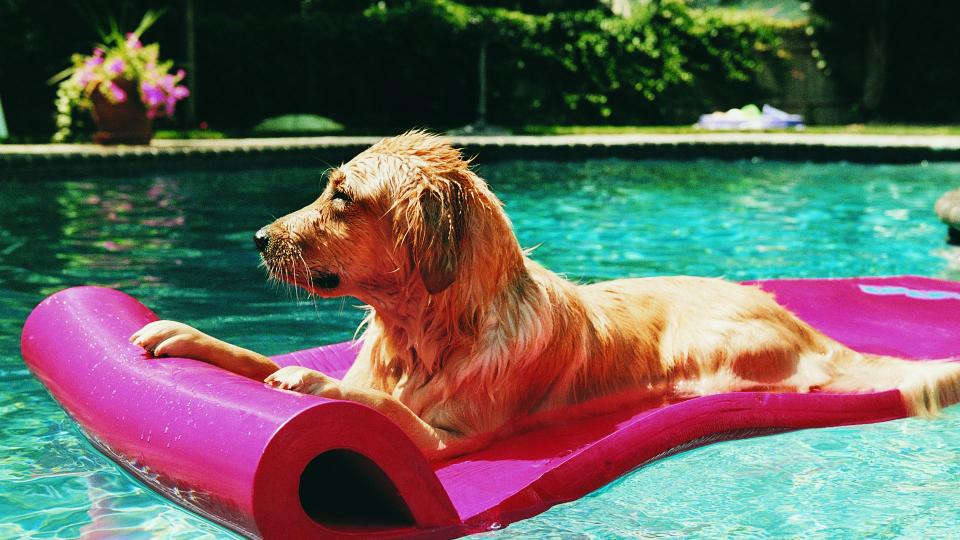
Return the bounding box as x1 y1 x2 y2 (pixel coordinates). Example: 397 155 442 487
2 159 960 538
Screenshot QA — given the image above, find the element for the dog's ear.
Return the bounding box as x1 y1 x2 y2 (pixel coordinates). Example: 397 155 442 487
415 180 464 294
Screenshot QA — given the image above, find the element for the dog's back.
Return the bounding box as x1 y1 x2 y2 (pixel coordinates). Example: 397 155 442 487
562 275 960 417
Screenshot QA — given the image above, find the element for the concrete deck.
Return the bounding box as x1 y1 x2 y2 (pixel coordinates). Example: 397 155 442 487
4 133 960 180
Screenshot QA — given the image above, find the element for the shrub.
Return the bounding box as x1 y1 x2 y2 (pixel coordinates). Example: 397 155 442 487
350 0 789 125
252 114 345 135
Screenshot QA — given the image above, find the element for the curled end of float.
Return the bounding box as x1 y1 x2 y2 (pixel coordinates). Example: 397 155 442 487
252 400 460 539
21 286 461 539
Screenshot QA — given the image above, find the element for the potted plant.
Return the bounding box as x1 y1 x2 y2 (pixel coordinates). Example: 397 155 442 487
52 12 189 144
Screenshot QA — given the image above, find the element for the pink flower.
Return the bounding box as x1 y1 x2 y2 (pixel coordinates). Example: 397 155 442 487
125 33 143 49
107 58 125 75
84 55 104 68
172 86 189 100
75 67 94 87
140 82 165 107
93 47 105 57
105 81 127 103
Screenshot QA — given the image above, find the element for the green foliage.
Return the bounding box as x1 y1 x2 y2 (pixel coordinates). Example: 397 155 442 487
689 0 807 22
0 0 790 135
353 0 788 124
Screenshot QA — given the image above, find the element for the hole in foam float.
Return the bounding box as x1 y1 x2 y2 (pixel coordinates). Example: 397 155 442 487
299 449 415 529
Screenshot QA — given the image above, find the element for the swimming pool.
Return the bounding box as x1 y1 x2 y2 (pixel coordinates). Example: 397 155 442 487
2 159 960 538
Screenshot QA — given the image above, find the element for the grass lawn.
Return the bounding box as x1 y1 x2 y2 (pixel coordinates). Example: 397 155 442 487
154 129 226 139
518 125 960 136
150 124 960 138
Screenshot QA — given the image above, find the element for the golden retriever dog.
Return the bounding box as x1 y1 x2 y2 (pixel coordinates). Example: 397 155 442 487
131 131 960 460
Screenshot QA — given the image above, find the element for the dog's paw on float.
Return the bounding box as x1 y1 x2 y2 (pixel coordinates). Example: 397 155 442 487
264 366 339 397
129 320 214 360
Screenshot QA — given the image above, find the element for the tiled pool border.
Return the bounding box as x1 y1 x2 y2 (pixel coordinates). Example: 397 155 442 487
3 133 960 180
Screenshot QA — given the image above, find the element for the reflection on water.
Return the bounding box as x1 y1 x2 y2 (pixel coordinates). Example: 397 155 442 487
2 160 960 537
484 407 960 539
53 179 188 290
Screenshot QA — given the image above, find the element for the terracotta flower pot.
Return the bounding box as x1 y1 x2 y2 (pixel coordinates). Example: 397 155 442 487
90 78 152 145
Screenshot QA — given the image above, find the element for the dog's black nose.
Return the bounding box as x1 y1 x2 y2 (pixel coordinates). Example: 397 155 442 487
254 228 270 252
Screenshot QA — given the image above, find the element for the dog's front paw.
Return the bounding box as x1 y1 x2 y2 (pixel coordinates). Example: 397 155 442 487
265 366 339 397
129 320 216 361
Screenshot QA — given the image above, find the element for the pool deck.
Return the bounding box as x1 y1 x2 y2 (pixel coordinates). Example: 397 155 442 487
4 133 960 180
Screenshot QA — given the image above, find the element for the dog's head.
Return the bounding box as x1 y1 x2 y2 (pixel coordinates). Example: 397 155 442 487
256 131 519 305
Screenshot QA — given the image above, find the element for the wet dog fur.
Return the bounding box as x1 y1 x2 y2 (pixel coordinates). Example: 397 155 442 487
134 131 960 460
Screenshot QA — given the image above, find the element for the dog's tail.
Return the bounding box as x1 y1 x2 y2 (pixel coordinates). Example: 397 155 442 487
822 349 960 417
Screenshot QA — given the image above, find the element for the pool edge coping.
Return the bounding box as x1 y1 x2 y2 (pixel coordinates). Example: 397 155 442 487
5 133 960 180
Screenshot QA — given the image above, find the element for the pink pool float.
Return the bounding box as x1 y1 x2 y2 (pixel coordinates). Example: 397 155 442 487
20 276 960 539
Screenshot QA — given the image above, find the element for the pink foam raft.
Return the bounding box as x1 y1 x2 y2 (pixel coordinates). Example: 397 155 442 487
20 276 960 539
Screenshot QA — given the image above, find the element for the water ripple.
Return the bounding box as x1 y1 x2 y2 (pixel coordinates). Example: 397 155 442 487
4 160 960 537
